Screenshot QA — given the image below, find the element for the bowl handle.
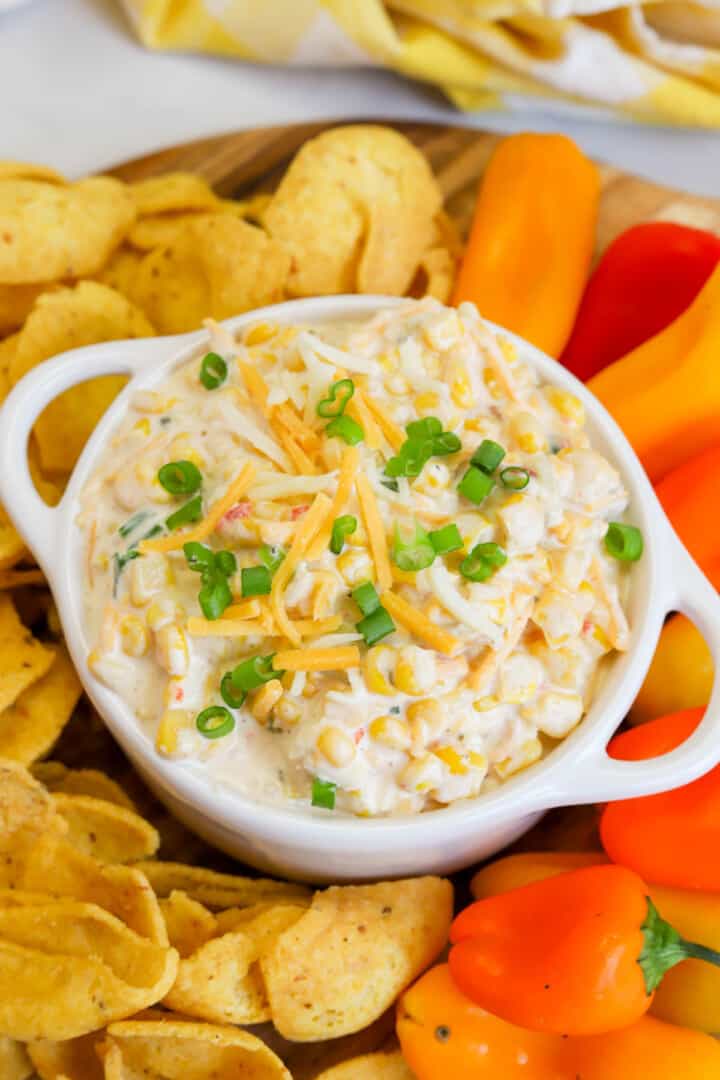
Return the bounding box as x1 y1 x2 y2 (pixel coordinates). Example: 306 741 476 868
0 337 179 579
547 533 720 806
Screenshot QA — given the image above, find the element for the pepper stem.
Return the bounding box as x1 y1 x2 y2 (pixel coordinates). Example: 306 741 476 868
639 898 720 994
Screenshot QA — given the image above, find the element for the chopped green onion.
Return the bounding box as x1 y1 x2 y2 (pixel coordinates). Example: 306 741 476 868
118 510 149 538
196 706 234 739
259 544 286 576
357 606 396 646
325 415 364 445
406 416 443 440
428 523 463 555
166 495 203 531
158 460 202 496
458 466 494 505
199 352 228 390
352 581 381 616
184 541 215 573
241 565 271 597
392 521 436 572
199 573 232 620
311 777 337 810
380 479 399 492
230 654 279 692
113 524 162 591
605 522 644 562
317 378 355 418
385 439 433 479
471 439 506 474
330 514 357 555
500 466 530 491
460 542 508 583
215 550 237 577
432 431 462 456
220 673 247 710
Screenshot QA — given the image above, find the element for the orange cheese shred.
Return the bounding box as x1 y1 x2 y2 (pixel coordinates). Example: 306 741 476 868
358 391 405 451
356 473 392 592
272 645 360 672
270 492 333 646
238 361 270 413
141 462 256 554
380 590 461 655
306 445 359 560
270 417 319 476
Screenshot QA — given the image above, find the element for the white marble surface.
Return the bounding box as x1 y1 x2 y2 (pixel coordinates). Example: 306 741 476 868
2 0 720 194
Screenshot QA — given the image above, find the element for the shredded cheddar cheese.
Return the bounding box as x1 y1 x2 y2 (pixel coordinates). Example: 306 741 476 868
306 445 359 560
272 645 360 672
380 590 460 655
356 473 392 592
141 463 256 553
359 390 405 451
271 492 333 646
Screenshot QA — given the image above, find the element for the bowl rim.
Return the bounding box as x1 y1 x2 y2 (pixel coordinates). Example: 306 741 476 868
2 294 718 846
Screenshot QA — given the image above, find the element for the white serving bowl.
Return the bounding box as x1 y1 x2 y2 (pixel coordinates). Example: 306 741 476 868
1 296 720 883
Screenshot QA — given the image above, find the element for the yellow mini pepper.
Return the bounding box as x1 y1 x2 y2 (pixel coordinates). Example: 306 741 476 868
588 261 720 482
630 613 714 725
471 851 720 1034
452 133 600 358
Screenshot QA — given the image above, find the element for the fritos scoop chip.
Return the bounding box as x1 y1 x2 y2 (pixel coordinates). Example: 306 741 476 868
0 161 66 184
0 894 178 1040
100 1018 292 1080
0 177 134 284
10 281 154 473
132 216 290 334
0 644 81 765
94 247 145 308
0 595 55 713
264 125 442 298
0 759 56 838
52 792 160 863
132 861 310 910
28 1032 103 1080
159 890 218 958
315 1052 414 1080
126 194 272 252
164 903 306 1025
32 761 136 810
0 1036 33 1080
129 173 220 216
0 283 48 336
261 877 453 1040
0 505 26 571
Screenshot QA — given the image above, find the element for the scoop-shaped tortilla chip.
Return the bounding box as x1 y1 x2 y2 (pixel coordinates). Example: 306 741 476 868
52 793 160 864
94 247 145 309
160 890 218 958
0 595 55 713
0 282 49 335
264 126 442 298
9 281 154 473
0 177 134 284
28 1031 103 1080
100 1018 291 1080
0 162 66 184
0 758 57 839
133 216 289 334
164 903 305 1025
0 1036 33 1080
0 895 178 1040
133 860 310 910
315 1052 414 1080
32 762 136 810
129 173 220 216
261 876 453 1040
0 644 81 766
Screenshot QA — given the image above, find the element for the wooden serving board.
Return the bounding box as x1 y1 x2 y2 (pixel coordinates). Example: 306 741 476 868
110 120 720 259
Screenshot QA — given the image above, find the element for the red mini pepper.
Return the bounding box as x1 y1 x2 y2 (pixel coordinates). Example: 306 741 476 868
448 863 720 1035
560 222 720 381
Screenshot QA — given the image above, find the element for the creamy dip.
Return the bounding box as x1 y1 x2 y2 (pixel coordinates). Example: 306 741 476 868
80 299 635 817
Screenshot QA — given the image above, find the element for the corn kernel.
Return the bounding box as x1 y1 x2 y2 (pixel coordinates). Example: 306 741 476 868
483 370 504 400
251 679 284 723
130 553 169 606
473 696 500 712
146 597 176 631
415 391 439 413
510 411 547 454
495 737 543 779
364 646 395 696
336 548 373 587
156 710 190 756
317 726 356 768
546 387 585 426
155 624 189 676
451 371 473 408
395 646 436 696
592 624 613 652
244 322 277 347
120 615 149 658
275 696 301 727
434 745 467 775
468 751 488 770
369 714 411 751
133 417 151 437
499 338 518 363
407 699 445 748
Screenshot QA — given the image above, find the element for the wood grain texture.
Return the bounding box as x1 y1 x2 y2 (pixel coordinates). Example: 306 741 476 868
110 120 720 260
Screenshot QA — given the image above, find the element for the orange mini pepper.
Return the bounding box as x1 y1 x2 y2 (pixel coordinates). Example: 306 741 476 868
588 261 720 482
397 964 720 1080
600 708 720 891
471 851 720 1033
451 133 599 358
449 863 720 1035
630 614 713 725
655 443 720 589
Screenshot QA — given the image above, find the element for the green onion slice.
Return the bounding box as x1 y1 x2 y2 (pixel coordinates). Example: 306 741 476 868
352 581 381 616
158 459 202 496
259 544 286 576
230 654 279 692
199 573 232 620
458 466 494 505
317 378 355 418
118 510 149 538
432 431 462 456
500 466 530 491
215 550 237 577
311 777 337 810
460 542 508 583
325 415 364 445
357 606 396 646
471 439 506 474
199 351 228 390
428 523 463 555
406 416 443 440
241 565 272 597
330 514 357 555
220 672 247 710
166 495 203 531
605 522 644 562
196 705 235 739
392 521 436 572
184 541 215 573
